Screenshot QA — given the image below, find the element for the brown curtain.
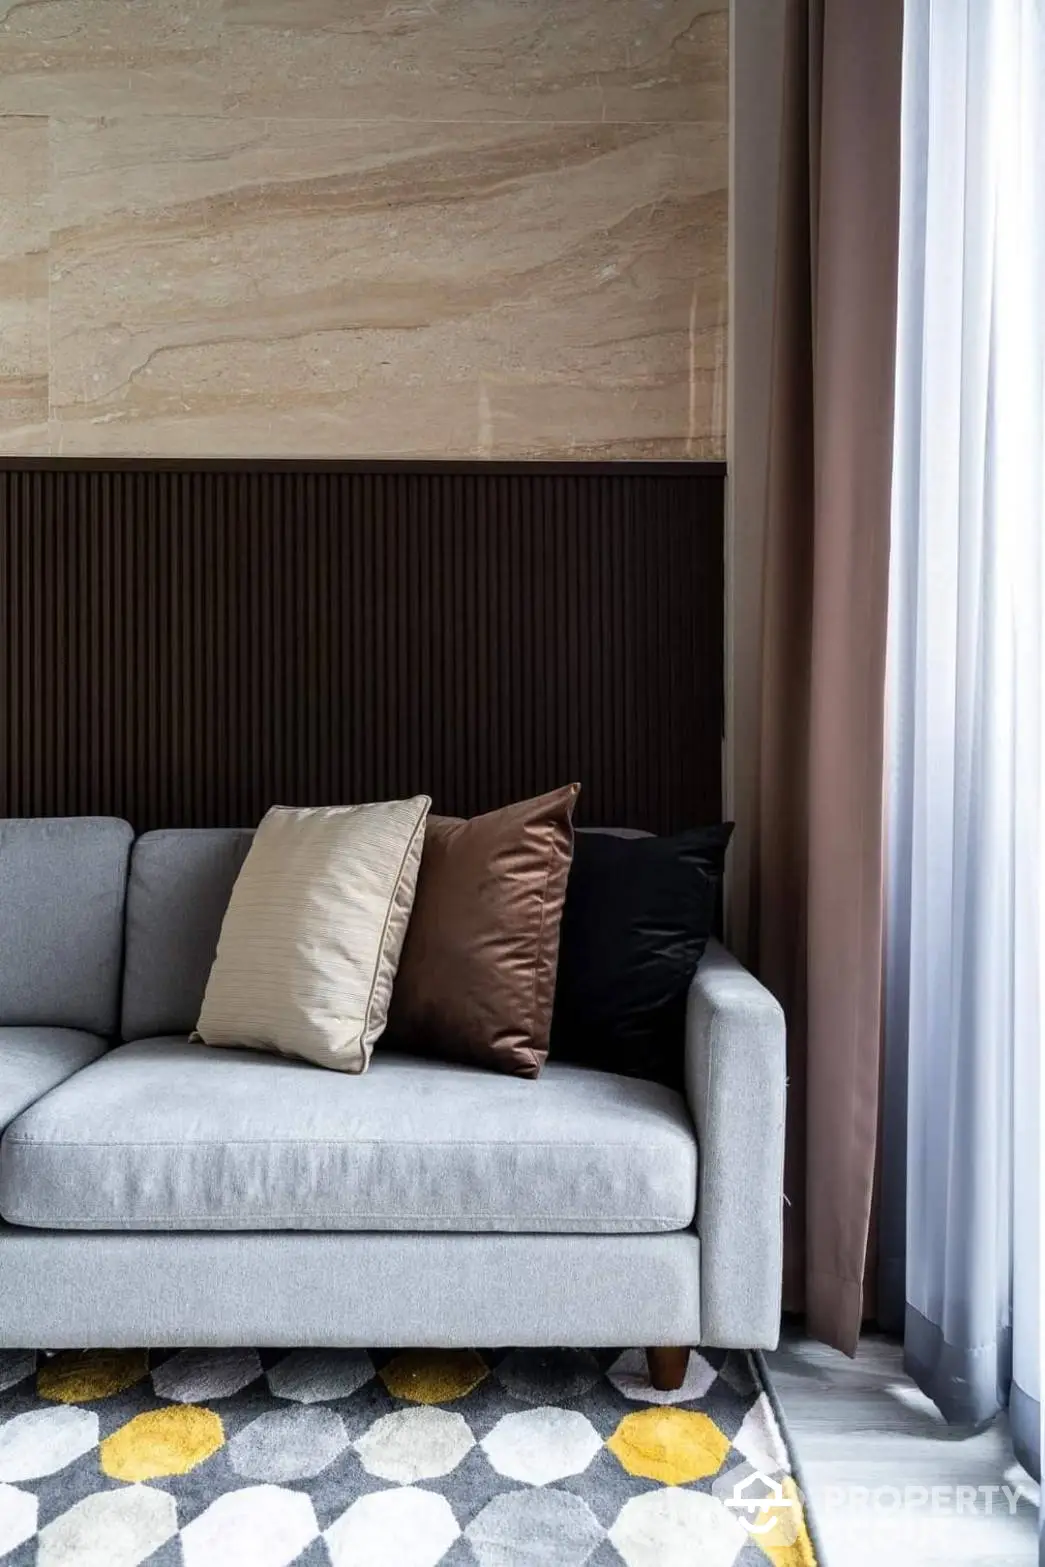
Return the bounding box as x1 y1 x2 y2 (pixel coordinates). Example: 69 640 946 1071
728 0 904 1353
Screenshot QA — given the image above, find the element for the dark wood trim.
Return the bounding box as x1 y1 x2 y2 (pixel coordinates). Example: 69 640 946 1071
0 457 727 477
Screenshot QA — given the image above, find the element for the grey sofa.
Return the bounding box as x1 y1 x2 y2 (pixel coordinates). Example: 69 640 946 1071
0 817 786 1363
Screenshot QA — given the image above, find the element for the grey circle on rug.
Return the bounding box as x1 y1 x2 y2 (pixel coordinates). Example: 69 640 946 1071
267 1349 375 1405
494 1349 602 1405
465 1488 605 1566
228 1407 349 1481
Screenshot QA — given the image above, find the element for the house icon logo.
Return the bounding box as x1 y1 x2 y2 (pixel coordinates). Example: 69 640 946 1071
723 1470 798 1536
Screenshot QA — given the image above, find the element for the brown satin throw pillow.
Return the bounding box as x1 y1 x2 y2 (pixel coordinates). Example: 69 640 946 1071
385 784 580 1077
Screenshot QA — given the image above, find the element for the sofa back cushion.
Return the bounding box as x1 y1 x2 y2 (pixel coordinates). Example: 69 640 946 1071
122 829 253 1041
192 798 431 1074
384 785 579 1079
551 824 731 1086
0 817 133 1034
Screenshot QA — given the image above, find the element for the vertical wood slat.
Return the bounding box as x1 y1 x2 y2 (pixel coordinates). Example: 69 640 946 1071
0 466 723 833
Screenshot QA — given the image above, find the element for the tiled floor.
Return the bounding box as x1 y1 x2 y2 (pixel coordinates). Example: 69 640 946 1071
764 1329 1040 1566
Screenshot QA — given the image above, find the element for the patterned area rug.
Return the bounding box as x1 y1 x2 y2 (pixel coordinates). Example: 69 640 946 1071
0 1346 817 1566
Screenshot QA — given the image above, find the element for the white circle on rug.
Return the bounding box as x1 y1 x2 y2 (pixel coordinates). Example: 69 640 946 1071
731 1392 790 1475
38 1484 177 1567
228 1406 349 1481
0 1406 99 1482
609 1489 747 1567
0 1352 35 1395
0 1483 37 1558
267 1349 374 1404
152 1348 262 1404
355 1406 474 1483
606 1348 718 1405
481 1407 603 1485
494 1349 601 1405
180 1484 317 1567
325 1486 461 1567
465 1488 604 1567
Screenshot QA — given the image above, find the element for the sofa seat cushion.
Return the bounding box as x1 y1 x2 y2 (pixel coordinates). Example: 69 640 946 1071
0 1028 109 1134
0 1040 698 1234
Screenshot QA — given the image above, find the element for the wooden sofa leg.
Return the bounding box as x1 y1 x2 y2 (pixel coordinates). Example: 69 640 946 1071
646 1347 690 1392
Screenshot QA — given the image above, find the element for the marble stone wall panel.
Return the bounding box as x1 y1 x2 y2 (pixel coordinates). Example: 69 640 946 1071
0 115 49 453
0 0 724 124
49 116 726 457
217 0 728 124
0 0 223 117
1 0 728 457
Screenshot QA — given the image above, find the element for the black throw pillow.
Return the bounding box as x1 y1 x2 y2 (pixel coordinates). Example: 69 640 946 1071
550 823 734 1086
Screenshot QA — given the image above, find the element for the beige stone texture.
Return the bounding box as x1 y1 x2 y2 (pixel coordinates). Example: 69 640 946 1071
0 1 727 457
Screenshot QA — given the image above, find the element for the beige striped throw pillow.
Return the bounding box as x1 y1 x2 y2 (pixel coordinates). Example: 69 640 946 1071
193 797 431 1072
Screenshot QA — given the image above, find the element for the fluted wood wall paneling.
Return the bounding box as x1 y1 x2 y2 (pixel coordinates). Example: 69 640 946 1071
0 463 724 833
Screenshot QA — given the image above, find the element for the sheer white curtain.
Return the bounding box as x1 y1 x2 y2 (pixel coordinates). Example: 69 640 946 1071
882 0 1043 1482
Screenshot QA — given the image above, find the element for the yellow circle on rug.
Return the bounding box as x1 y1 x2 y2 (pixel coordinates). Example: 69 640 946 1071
100 1405 225 1481
607 1407 730 1484
37 1350 149 1404
379 1351 488 1405
746 1475 818 1567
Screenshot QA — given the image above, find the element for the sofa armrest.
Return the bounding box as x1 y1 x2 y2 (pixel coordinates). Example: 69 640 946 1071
684 939 786 1348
